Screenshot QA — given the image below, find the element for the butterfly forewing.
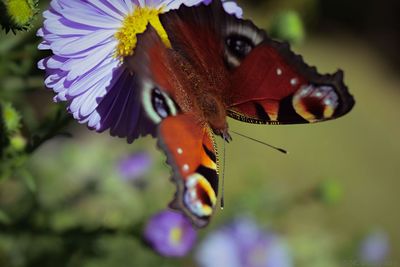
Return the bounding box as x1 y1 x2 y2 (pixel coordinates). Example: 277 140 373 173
158 0 354 125
222 14 354 124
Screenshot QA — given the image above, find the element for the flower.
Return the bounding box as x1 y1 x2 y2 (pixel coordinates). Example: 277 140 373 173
359 230 390 266
37 0 242 142
144 210 197 257
196 218 293 267
117 151 152 181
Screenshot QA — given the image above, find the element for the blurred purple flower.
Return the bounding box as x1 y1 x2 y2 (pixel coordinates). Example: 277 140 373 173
196 218 293 267
117 152 152 181
37 0 242 142
144 210 197 257
359 230 390 265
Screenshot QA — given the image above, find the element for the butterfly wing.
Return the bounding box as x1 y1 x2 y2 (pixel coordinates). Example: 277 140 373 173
93 26 178 143
225 29 355 124
123 0 355 227
94 74 179 143
96 0 354 145
158 114 219 227
223 12 355 124
159 0 354 125
127 27 219 227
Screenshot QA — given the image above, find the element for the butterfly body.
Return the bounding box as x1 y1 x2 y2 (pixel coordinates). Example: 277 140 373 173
125 0 355 227
167 51 230 136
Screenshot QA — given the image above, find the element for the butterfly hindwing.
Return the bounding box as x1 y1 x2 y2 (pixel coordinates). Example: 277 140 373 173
158 114 219 228
126 19 220 228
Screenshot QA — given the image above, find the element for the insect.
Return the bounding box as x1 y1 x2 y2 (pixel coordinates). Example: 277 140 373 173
125 0 355 227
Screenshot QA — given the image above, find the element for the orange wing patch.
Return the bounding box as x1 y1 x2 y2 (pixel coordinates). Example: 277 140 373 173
158 114 218 228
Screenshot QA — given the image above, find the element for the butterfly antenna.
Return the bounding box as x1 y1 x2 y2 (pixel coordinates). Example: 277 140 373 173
220 138 226 210
230 130 288 154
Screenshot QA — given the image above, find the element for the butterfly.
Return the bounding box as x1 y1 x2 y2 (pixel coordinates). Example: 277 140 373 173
122 0 355 227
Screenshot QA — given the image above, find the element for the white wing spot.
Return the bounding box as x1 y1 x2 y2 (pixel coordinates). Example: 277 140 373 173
324 99 332 106
177 148 183 155
182 164 189 172
277 68 283 76
290 78 298 86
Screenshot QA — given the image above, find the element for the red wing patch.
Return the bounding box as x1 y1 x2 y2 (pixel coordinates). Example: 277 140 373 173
227 42 355 125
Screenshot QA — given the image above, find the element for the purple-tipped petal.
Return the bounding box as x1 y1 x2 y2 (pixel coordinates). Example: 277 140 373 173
222 1 243 17
87 1 125 20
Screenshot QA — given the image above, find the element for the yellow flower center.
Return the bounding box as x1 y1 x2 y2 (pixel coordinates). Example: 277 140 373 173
115 6 171 58
169 227 183 246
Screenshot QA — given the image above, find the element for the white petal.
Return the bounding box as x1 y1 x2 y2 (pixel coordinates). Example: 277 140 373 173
86 0 125 20
123 0 135 13
88 112 102 129
57 29 114 55
38 42 50 50
54 91 68 102
50 0 63 14
79 76 112 117
64 43 116 81
105 0 130 14
46 56 67 69
222 1 243 17
67 56 118 96
37 28 44 37
51 36 80 53
61 8 121 29
38 59 46 70
44 18 93 36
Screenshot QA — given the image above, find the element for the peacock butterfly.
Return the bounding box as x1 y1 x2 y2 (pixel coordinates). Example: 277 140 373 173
125 0 355 227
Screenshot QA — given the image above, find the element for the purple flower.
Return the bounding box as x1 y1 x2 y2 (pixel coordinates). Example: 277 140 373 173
196 218 293 267
37 0 242 142
117 152 152 181
144 210 197 257
359 230 390 265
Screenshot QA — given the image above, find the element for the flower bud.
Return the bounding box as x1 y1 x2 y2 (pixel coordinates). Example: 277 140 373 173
0 0 39 33
10 134 26 151
2 102 21 133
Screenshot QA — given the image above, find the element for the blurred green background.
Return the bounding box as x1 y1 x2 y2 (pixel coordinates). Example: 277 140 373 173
0 0 399 266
